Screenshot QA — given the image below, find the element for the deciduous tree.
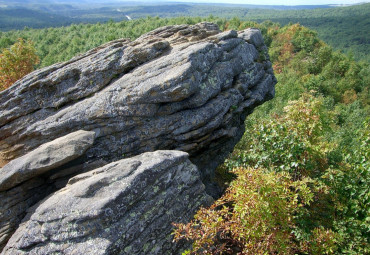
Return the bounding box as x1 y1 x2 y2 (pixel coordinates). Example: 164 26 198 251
0 38 39 91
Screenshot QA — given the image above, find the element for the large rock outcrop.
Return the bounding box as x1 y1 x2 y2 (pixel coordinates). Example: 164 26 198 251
0 22 276 253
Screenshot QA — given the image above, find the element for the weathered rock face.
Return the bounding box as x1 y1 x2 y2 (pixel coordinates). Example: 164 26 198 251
0 22 276 254
0 130 99 251
0 23 275 175
2 150 212 255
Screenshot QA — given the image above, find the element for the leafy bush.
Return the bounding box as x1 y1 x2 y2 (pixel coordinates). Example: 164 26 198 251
174 167 319 254
323 121 370 254
227 93 336 179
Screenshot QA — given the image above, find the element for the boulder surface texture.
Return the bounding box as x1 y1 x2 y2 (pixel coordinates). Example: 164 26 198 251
2 150 213 255
0 22 276 254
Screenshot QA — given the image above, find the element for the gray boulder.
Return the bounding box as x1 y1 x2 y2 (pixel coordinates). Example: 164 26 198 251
0 130 96 251
2 150 213 255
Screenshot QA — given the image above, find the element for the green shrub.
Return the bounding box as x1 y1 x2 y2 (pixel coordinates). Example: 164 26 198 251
174 167 319 254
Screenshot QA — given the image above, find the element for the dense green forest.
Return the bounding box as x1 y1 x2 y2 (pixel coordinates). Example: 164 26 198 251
0 16 369 254
0 3 369 61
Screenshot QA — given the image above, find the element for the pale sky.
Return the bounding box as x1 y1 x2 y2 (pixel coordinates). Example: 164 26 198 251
167 0 369 5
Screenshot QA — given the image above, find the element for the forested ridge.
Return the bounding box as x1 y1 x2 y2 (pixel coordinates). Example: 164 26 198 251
244 4 370 63
0 2 369 62
0 16 369 254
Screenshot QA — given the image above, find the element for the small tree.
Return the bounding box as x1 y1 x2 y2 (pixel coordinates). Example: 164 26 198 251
0 38 39 91
173 167 316 255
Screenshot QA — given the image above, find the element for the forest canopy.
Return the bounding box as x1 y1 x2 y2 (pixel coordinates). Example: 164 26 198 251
1 2 369 62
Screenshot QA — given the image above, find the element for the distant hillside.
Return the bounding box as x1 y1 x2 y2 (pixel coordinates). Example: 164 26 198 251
0 2 368 61
0 1 336 31
0 7 131 31
0 8 77 30
244 4 370 62
113 3 369 62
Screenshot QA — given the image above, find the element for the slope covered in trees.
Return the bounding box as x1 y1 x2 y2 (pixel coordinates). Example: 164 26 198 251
0 2 369 61
0 8 75 31
119 3 370 62
0 17 368 254
244 4 370 63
